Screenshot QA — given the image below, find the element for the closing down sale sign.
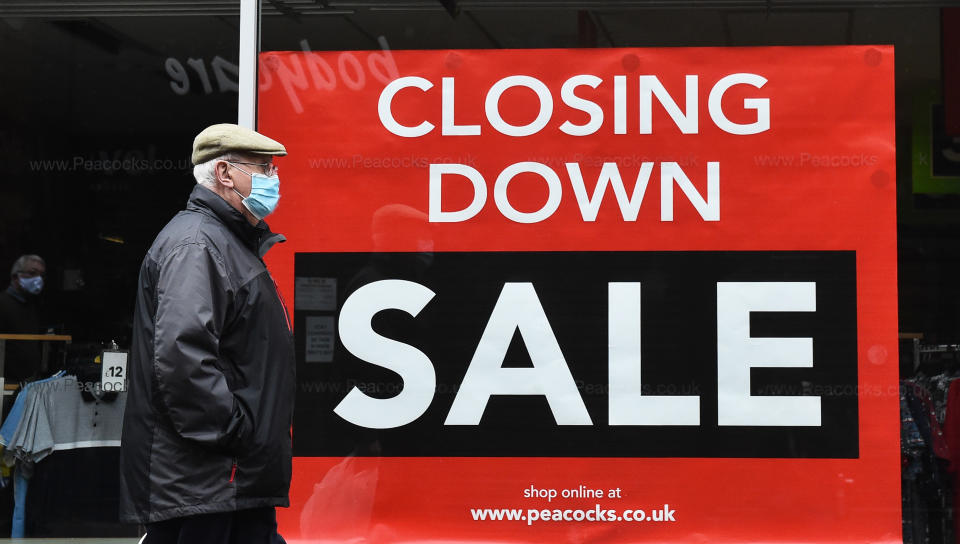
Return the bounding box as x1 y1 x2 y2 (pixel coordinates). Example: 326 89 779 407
258 46 898 543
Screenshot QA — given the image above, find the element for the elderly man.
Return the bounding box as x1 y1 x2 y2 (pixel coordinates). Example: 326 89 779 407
0 254 46 382
120 124 295 544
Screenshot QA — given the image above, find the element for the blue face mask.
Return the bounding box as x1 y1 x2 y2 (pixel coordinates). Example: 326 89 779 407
19 275 43 295
228 163 280 220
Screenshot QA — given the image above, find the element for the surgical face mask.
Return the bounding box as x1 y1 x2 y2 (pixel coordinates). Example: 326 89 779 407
19 275 43 295
227 163 280 220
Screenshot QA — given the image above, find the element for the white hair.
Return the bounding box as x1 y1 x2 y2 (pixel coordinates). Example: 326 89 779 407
10 254 44 279
193 153 236 188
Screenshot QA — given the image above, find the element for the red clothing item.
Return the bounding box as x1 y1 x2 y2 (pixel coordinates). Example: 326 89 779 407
914 381 951 461
942 379 960 544
944 380 960 471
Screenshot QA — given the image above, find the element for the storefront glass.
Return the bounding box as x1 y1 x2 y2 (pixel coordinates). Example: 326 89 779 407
0 1 958 541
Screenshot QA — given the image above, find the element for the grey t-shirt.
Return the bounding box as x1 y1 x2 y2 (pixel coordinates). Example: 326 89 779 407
6 376 125 468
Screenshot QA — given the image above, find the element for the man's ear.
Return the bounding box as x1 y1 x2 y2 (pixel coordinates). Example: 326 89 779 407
215 160 235 189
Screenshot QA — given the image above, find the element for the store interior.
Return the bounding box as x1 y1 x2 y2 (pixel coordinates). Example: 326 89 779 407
0 0 958 540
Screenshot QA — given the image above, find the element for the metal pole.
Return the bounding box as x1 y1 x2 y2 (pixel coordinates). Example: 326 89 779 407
238 0 260 129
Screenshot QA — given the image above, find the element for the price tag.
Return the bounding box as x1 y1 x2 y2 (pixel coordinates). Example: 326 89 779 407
102 350 128 392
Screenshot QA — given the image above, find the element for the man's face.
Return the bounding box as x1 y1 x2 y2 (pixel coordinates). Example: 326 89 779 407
18 260 45 281
15 259 45 294
225 154 277 198
214 154 279 225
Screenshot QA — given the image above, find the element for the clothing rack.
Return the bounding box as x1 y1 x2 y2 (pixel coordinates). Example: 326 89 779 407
0 335 71 423
899 335 960 544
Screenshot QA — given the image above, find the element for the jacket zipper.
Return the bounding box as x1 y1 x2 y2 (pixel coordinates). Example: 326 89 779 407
230 459 238 483
271 277 293 332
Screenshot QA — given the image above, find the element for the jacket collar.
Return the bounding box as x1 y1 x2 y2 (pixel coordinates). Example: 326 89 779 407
185 185 286 258
5 285 25 304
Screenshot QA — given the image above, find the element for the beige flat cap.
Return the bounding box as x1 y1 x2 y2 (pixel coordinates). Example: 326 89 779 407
191 123 287 165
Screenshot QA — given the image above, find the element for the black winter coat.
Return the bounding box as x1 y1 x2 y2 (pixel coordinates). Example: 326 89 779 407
119 185 295 523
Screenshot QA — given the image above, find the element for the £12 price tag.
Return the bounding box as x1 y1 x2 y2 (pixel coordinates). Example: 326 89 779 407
101 350 128 392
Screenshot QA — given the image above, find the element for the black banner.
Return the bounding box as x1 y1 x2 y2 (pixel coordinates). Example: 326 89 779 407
292 251 857 458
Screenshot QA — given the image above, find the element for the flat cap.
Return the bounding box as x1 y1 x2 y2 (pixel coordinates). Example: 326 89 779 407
191 123 287 165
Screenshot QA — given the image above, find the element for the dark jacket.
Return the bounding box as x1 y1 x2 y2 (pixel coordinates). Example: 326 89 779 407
119 184 295 524
0 286 42 382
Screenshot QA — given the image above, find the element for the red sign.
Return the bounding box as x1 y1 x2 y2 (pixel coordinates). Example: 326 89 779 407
258 46 898 543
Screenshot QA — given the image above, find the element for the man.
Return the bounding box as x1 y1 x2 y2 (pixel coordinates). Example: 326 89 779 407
119 124 295 544
0 255 46 382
